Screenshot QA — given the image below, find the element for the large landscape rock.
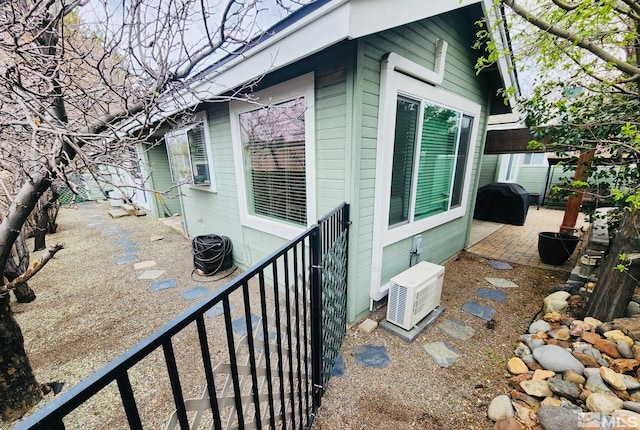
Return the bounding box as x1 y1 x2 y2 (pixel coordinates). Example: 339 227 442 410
536 405 580 430
532 344 585 374
487 394 515 421
543 291 571 314
547 378 581 401
585 392 624 413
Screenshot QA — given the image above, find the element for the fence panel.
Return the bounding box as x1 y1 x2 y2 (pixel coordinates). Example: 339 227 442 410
16 203 349 430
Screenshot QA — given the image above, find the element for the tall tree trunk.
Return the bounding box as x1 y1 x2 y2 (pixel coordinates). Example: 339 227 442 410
33 186 60 252
582 209 640 321
5 229 36 303
0 293 42 421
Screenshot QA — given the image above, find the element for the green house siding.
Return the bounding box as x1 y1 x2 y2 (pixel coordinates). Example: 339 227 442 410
144 6 500 324
167 46 352 270
145 143 182 218
347 9 491 321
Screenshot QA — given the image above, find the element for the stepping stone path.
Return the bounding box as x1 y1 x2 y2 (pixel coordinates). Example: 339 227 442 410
485 277 519 289
139 270 165 280
117 256 138 265
488 260 513 270
437 318 475 341
332 353 344 377
150 279 177 291
424 262 519 367
354 345 389 368
423 341 460 367
231 314 261 336
476 287 507 302
462 301 497 321
82 204 528 390
206 303 234 318
180 286 209 301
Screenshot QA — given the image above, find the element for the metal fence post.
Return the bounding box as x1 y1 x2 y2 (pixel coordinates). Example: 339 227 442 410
309 224 323 411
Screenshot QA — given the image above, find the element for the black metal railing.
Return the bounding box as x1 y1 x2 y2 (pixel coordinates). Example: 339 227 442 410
16 203 350 430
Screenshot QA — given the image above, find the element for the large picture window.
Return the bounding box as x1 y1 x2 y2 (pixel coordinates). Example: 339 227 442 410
389 96 474 226
230 73 315 239
165 112 214 186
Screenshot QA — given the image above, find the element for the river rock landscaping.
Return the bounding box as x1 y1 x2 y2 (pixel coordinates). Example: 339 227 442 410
488 289 640 429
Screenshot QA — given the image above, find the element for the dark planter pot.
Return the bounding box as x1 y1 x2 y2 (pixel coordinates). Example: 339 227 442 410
538 231 580 265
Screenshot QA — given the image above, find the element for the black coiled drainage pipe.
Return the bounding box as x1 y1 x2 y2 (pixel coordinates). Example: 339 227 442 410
192 234 233 276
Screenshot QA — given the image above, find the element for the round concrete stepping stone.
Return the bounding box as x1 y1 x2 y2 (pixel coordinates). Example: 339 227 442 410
355 345 390 368
485 277 519 289
116 256 138 265
180 286 209 301
423 341 460 367
150 279 177 291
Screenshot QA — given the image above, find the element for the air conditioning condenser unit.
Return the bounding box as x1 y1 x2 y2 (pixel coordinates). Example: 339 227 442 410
386 261 445 331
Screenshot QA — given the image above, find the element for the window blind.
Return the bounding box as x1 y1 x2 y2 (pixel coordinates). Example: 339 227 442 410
414 104 460 220
240 97 307 225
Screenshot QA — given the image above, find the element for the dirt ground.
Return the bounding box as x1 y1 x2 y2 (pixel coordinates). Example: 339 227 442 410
4 203 568 429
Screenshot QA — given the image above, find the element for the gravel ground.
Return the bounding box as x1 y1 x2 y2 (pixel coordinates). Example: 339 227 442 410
4 202 569 429
312 252 568 430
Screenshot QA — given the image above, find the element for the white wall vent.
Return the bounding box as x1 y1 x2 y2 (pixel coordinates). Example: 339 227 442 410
386 261 445 331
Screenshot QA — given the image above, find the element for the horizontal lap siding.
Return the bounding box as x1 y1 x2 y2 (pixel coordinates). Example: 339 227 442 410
145 143 182 217
174 48 350 269
177 103 250 264
349 9 491 320
315 52 349 217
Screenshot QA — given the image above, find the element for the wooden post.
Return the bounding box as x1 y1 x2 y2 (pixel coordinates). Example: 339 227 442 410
560 149 595 233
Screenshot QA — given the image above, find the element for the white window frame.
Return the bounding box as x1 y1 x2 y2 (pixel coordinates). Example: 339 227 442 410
229 72 316 240
522 152 548 166
376 71 481 247
165 111 217 192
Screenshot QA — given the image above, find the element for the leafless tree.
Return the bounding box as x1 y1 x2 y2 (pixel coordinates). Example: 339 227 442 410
0 0 307 421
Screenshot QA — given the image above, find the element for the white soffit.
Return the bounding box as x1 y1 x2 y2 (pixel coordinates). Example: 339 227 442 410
348 0 482 38
162 0 513 117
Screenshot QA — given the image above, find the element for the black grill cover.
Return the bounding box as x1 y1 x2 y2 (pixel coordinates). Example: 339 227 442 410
474 182 530 226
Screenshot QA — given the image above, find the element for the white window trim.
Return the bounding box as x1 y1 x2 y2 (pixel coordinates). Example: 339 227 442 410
229 72 316 240
522 152 548 166
377 72 481 246
370 52 481 303
166 111 217 193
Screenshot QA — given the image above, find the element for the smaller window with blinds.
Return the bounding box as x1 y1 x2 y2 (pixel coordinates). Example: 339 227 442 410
165 112 213 186
389 96 474 226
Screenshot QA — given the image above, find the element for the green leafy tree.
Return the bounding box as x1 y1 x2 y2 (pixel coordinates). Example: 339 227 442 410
476 0 640 321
